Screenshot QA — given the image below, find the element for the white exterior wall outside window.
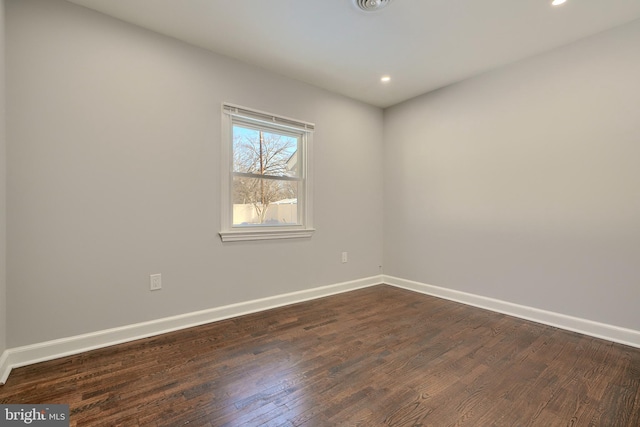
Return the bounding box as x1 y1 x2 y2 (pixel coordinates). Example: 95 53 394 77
220 104 315 242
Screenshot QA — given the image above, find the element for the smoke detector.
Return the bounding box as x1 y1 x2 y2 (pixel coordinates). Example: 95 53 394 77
354 0 393 12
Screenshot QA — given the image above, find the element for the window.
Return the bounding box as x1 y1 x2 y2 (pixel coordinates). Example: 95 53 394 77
220 103 315 242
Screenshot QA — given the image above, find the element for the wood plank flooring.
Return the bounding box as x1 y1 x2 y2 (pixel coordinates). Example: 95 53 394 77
1 285 639 426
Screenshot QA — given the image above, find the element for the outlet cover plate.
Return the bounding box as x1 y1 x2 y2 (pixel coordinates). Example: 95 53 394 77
150 274 162 291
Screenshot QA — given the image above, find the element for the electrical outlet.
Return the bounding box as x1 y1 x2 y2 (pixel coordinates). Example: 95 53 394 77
150 274 162 291
342 252 348 263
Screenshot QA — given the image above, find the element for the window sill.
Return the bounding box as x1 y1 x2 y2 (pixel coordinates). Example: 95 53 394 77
219 228 315 242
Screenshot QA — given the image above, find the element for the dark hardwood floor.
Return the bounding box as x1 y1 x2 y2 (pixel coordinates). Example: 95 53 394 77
1 285 639 426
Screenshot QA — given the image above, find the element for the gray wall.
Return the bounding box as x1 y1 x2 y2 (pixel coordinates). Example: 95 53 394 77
0 0 6 356
6 0 383 347
6 0 639 351
384 20 640 330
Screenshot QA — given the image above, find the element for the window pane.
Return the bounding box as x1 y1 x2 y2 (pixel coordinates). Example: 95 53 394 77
233 125 299 177
232 176 299 226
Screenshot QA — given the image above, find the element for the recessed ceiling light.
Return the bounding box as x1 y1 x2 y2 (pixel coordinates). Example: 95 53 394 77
551 0 567 6
380 75 391 83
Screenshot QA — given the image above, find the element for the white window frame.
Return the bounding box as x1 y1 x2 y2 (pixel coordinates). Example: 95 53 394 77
219 103 315 242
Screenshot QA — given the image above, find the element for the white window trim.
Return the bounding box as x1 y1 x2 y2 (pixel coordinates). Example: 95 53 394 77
219 103 315 242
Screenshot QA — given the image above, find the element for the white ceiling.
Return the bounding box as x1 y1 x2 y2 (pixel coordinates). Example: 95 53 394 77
65 0 640 108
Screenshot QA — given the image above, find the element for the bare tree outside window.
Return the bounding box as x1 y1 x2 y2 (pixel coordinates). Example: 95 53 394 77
232 125 299 225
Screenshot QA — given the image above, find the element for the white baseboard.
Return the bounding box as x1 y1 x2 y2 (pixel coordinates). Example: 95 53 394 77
3 274 639 385
0 350 9 385
384 275 640 349
0 275 383 385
